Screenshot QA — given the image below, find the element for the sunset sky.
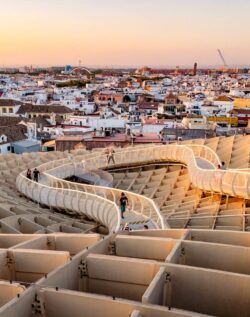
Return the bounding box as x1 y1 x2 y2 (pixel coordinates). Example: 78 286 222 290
0 0 249 67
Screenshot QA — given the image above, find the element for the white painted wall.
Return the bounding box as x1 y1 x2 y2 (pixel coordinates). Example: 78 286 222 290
0 143 11 154
69 116 126 129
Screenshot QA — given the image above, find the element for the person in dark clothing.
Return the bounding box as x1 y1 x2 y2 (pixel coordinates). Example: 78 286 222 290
33 168 40 182
221 161 226 170
26 169 32 180
120 192 128 219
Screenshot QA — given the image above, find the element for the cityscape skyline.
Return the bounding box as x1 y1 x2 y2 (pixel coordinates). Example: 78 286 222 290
0 0 250 67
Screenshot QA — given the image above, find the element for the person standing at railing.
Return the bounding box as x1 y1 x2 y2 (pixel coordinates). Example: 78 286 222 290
26 169 32 180
33 168 40 182
120 192 128 219
106 147 115 165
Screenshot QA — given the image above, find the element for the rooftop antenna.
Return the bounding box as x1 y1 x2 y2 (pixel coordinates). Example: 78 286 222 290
217 49 228 68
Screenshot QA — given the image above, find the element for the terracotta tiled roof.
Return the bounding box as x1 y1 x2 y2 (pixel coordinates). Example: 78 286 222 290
16 104 74 114
0 99 24 107
142 118 166 125
214 96 233 102
30 116 51 127
0 116 28 127
138 102 159 110
0 124 27 144
230 109 250 114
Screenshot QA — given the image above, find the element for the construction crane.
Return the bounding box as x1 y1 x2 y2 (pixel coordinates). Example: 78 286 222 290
217 49 228 69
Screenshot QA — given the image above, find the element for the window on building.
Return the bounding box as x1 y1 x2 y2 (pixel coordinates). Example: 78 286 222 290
2 108 6 113
7 146 10 151
9 108 13 113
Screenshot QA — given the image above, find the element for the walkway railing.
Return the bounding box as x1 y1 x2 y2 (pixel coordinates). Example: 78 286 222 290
16 143 250 233
16 173 121 233
73 143 250 200
41 144 220 229
95 143 250 199
45 168 162 227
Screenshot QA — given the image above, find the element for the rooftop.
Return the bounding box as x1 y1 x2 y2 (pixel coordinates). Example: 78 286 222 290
56 135 85 141
0 99 23 107
12 139 40 147
0 124 27 144
16 104 74 114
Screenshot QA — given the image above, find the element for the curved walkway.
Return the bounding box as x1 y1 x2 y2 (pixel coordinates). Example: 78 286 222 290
16 144 250 233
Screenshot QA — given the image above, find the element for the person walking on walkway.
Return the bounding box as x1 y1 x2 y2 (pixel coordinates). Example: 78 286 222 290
26 169 32 180
33 168 40 182
120 192 128 219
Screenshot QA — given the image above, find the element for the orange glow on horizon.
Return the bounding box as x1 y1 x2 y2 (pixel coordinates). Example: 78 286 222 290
0 0 250 67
